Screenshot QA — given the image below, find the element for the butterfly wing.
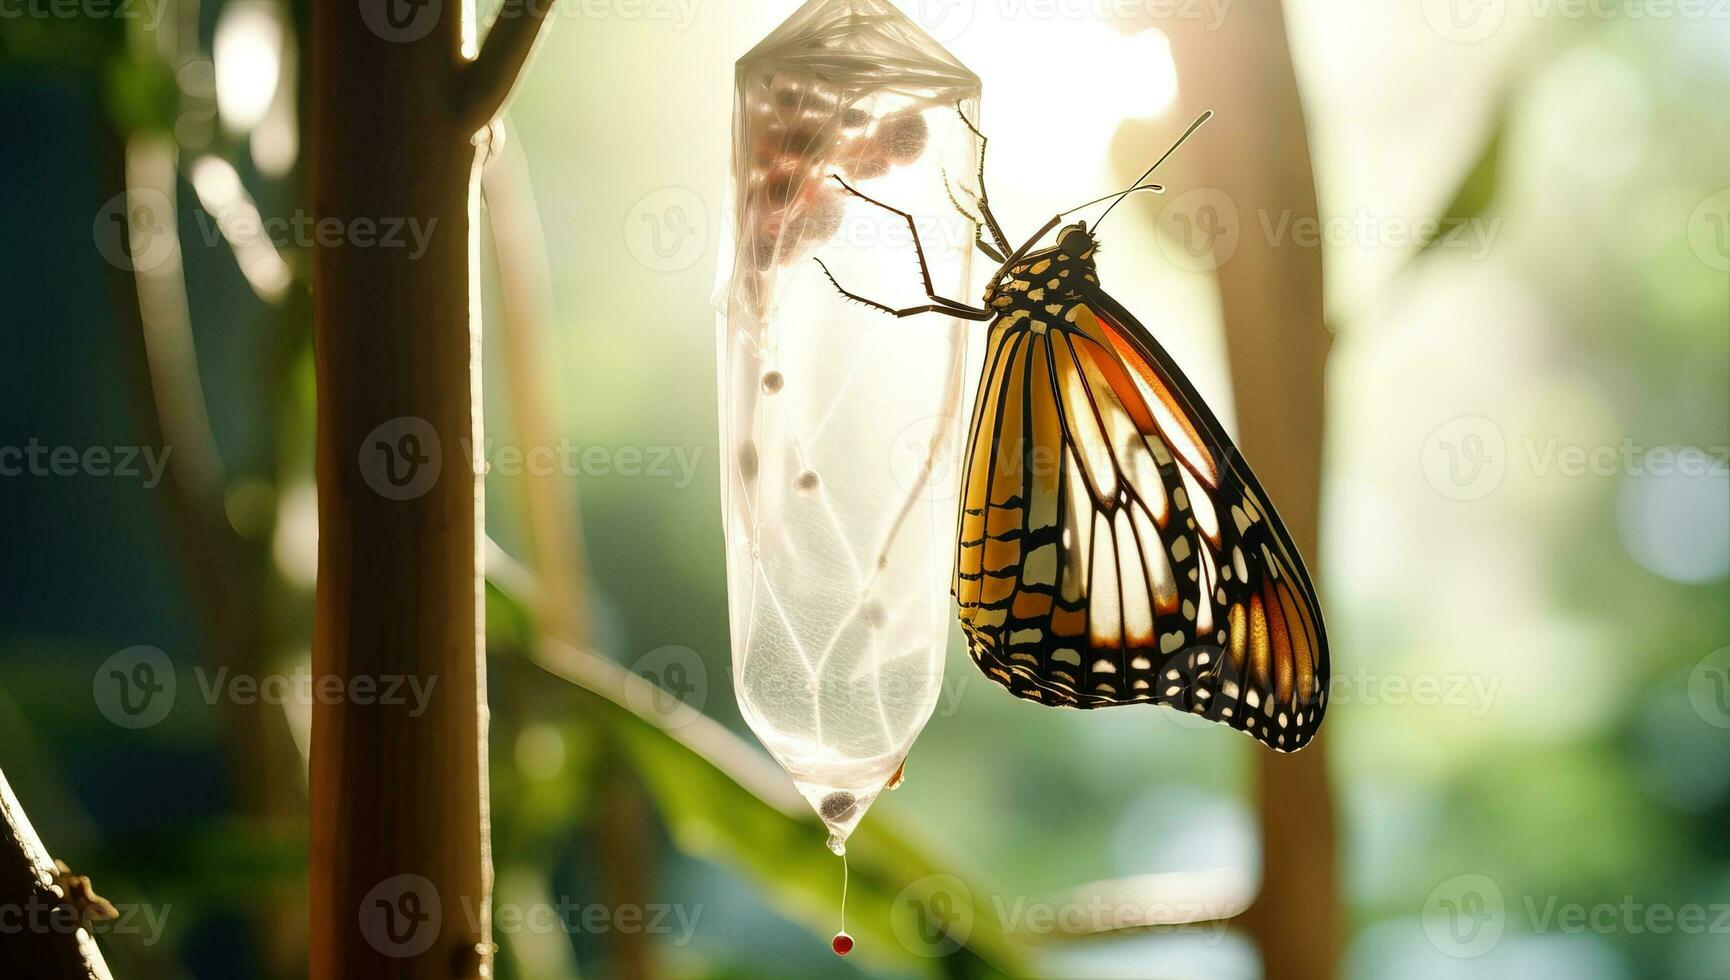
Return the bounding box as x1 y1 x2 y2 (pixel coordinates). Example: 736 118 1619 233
954 290 1328 751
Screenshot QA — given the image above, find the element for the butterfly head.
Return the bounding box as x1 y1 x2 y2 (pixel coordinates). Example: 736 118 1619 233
1056 221 1097 261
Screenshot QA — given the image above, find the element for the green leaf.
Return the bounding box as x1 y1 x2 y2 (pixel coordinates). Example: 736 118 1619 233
486 576 1026 977
1416 107 1506 256
617 716 1018 978
103 52 178 137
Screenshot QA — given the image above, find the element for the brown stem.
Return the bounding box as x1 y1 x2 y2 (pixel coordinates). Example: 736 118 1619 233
457 0 559 131
308 2 502 975
1164 4 1341 977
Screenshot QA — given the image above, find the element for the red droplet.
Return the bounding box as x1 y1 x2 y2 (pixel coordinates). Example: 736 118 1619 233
831 931 854 956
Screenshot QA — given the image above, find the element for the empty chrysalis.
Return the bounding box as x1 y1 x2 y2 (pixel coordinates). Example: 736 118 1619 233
716 0 982 884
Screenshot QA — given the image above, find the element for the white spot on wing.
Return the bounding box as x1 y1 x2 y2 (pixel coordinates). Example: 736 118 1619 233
1088 512 1121 647
1115 510 1153 643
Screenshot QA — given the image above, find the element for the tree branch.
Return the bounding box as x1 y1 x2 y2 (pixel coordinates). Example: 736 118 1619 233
0 768 115 980
456 0 559 131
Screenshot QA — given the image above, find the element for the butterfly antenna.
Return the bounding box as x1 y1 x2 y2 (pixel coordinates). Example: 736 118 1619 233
1095 109 1214 228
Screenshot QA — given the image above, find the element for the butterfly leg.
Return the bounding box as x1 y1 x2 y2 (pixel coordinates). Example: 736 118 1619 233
826 174 994 319
952 103 1013 257
941 172 1007 263
814 258 994 321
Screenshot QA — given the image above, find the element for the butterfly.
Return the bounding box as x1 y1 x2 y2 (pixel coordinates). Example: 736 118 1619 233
817 110 1328 751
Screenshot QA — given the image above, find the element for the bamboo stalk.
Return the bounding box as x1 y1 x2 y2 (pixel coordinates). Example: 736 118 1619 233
308 0 556 973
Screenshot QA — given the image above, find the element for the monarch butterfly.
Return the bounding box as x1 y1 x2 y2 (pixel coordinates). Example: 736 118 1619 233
818 110 1328 751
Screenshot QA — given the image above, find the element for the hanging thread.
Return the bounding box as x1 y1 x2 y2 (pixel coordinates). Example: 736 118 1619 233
831 850 853 955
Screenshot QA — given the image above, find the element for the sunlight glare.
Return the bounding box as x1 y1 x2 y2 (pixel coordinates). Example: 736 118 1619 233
189 155 293 301
214 2 283 134
1616 448 1730 585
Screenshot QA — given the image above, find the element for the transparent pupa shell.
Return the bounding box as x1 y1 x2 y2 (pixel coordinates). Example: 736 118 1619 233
716 0 982 849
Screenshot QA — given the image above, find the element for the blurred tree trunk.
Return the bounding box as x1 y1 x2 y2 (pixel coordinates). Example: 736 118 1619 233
1163 4 1342 978
482 138 655 978
308 1 552 976
100 113 309 974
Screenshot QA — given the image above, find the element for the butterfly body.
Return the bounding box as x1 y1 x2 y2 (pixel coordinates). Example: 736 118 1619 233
817 115 1328 752
954 225 1327 751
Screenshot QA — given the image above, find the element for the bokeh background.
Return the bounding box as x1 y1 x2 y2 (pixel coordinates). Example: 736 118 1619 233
3 0 1728 977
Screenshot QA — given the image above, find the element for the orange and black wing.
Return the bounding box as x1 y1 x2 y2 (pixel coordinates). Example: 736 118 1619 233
954 293 1328 751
